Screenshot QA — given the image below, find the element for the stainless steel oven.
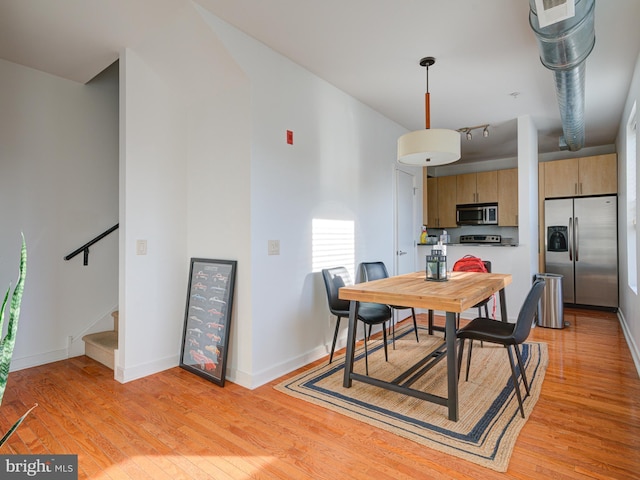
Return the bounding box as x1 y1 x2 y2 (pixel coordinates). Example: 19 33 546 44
456 203 498 225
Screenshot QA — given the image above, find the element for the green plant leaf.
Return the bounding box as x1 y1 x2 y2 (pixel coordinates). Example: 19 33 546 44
0 234 27 406
0 403 37 448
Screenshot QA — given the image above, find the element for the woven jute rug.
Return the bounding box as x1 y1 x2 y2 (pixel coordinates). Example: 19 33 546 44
275 326 548 472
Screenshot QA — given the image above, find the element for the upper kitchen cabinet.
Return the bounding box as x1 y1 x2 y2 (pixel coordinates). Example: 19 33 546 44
578 154 618 195
424 173 457 228
497 168 518 226
543 153 617 198
456 171 498 204
438 176 458 228
424 173 437 226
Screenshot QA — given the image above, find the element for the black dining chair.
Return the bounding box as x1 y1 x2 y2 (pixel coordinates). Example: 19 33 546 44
358 262 419 348
321 267 392 375
428 260 493 337
456 278 546 418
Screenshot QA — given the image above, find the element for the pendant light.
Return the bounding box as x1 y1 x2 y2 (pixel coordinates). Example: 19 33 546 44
397 57 461 166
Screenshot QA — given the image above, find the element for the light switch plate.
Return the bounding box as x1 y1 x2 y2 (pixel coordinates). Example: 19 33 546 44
136 239 147 255
268 239 280 255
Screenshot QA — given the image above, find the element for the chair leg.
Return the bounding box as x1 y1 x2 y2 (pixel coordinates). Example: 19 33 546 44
478 306 486 348
507 346 526 418
382 324 389 362
390 313 396 350
363 322 369 376
411 308 419 342
428 309 434 335
465 339 474 382
514 344 531 397
457 338 466 381
329 316 342 363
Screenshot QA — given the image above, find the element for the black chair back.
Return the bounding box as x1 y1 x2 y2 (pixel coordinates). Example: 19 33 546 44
512 279 546 344
359 261 389 282
322 267 352 315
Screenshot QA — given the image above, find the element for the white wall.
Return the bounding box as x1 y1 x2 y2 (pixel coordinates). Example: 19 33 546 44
516 115 540 281
617 49 640 374
0 59 118 369
117 3 241 382
199 9 406 387
117 48 188 382
118 7 546 386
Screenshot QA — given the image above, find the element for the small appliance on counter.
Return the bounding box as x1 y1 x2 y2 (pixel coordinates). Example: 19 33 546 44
459 234 502 244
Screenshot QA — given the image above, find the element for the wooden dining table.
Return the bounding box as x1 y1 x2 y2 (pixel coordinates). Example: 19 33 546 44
338 270 512 421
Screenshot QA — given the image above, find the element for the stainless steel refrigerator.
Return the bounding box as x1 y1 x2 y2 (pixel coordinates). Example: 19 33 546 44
544 196 618 309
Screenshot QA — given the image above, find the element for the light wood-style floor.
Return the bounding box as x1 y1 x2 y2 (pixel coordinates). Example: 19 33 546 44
2 308 639 479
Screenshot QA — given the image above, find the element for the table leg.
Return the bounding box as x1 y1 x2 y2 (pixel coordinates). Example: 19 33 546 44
342 300 359 388
445 310 459 422
499 288 508 322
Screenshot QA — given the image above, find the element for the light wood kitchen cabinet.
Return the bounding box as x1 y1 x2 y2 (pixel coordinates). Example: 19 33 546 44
424 174 457 228
543 153 617 198
578 154 617 195
422 168 436 226
497 168 518 226
424 174 438 227
456 171 498 204
437 175 458 228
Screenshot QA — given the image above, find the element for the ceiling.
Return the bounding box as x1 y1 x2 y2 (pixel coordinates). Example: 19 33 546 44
2 0 639 164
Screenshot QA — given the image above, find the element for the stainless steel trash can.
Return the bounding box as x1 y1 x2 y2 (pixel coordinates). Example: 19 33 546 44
535 273 565 328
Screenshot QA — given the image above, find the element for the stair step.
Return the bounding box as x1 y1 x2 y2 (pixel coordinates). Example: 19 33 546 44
83 330 117 370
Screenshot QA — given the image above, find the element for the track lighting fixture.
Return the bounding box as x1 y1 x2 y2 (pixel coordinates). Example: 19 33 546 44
456 124 490 141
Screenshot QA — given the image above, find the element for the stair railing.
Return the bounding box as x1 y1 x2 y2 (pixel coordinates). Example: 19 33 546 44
64 223 119 266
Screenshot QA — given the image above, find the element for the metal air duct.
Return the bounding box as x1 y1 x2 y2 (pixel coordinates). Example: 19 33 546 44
529 0 595 151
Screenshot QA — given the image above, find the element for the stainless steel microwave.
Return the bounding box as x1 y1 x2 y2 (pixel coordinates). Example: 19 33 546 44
456 203 498 225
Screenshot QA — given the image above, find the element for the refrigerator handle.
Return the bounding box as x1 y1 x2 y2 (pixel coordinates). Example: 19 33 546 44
575 216 579 261
568 217 573 261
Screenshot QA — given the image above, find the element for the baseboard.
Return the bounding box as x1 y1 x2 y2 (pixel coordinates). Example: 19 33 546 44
9 348 69 372
618 309 640 378
227 344 329 390
114 354 179 383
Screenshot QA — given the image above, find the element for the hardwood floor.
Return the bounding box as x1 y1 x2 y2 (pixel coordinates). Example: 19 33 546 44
2 308 639 479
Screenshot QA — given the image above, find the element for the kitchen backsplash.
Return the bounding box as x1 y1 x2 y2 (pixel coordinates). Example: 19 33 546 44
423 225 519 244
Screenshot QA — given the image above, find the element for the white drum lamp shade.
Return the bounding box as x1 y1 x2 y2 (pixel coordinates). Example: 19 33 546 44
397 128 461 166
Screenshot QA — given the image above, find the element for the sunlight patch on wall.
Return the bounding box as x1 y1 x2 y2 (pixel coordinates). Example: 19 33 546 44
312 219 355 279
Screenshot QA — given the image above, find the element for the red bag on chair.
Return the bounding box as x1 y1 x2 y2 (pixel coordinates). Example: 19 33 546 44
452 255 495 318
452 255 487 273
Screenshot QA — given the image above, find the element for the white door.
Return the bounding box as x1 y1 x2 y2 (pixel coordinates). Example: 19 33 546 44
395 169 416 275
